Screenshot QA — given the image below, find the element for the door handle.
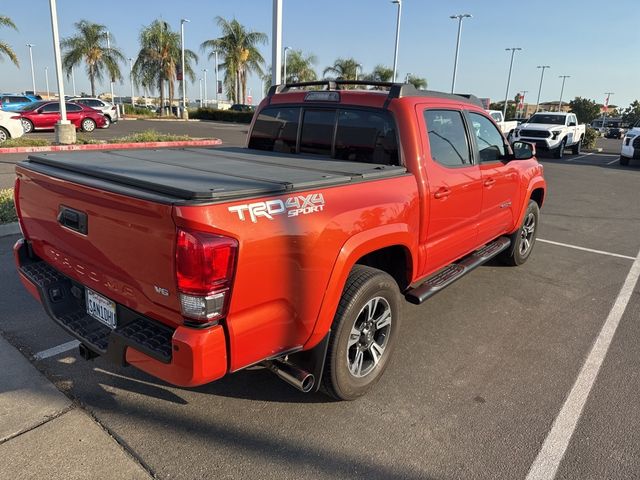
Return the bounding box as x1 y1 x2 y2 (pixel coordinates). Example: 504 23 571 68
484 178 496 187
434 188 451 199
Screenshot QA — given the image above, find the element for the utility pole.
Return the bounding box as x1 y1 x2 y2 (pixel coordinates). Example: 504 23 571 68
26 43 36 95
199 78 203 107
502 47 522 119
558 75 570 111
535 65 550 113
449 14 472 94
272 0 283 86
180 18 190 119
391 0 402 81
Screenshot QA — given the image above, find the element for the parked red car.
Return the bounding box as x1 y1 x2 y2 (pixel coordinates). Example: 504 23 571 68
17 101 106 133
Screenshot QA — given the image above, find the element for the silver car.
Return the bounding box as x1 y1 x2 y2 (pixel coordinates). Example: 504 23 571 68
73 97 119 128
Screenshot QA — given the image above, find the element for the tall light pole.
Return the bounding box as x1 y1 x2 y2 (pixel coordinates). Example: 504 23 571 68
535 65 550 113
601 92 614 130
48 0 74 144
44 67 50 99
449 14 472 94
502 47 522 119
180 18 190 119
214 50 219 102
199 78 203 107
26 44 36 94
355 63 362 81
558 75 570 112
283 46 291 83
272 0 283 86
203 69 208 107
391 0 402 81
106 31 115 104
129 58 134 107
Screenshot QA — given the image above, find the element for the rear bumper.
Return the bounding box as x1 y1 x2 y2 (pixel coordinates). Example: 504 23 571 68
14 238 227 387
621 144 640 160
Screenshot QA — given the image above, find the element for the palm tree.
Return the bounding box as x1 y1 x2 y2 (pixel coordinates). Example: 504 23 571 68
323 58 360 81
363 65 394 83
201 17 267 104
61 20 125 97
0 15 19 67
262 49 317 93
406 74 427 90
133 20 198 110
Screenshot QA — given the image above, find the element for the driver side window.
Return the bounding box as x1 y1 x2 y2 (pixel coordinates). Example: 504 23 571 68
469 112 505 163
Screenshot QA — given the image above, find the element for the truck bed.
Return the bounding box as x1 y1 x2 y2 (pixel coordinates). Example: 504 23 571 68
22 147 407 202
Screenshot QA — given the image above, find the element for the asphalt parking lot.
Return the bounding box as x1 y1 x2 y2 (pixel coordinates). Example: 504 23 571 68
1 145 639 479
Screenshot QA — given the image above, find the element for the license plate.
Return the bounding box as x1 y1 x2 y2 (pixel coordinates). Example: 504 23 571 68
86 288 117 329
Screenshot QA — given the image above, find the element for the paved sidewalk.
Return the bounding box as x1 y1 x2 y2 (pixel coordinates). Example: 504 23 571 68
0 335 151 480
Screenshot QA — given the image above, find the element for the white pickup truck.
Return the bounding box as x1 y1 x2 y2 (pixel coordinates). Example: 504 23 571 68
512 112 586 159
620 122 640 166
487 110 518 139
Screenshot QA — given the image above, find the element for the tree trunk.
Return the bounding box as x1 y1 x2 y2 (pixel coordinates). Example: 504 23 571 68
235 70 240 104
159 78 165 112
90 67 96 97
241 70 247 105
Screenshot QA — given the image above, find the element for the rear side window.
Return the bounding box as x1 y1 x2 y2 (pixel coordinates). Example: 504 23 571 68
10 96 29 103
424 110 471 167
66 103 82 112
249 106 399 165
248 107 299 153
41 103 60 113
300 109 336 156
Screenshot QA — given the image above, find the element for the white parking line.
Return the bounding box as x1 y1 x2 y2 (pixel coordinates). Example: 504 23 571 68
565 153 593 162
526 248 640 480
33 340 80 360
537 238 635 261
606 157 621 165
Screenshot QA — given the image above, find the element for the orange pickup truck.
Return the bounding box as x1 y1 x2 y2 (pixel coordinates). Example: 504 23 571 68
14 81 546 400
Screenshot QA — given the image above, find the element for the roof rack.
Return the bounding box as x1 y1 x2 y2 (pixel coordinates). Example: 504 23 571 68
266 80 483 108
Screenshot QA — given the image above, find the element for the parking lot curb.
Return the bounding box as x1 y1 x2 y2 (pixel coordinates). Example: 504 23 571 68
0 222 20 238
0 138 222 155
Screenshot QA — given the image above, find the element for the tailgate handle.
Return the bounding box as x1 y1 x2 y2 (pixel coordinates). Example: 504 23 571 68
57 206 88 235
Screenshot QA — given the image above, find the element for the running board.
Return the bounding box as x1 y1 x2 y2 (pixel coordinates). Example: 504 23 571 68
405 237 511 305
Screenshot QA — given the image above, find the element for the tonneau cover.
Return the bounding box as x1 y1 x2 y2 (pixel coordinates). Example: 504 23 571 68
24 147 407 201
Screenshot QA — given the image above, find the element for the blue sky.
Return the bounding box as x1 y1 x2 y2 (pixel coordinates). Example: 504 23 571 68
1 0 638 109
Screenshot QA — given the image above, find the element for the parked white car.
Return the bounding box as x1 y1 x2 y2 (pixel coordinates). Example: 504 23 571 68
512 112 586 159
72 97 118 128
487 110 518 139
620 123 640 166
0 109 25 143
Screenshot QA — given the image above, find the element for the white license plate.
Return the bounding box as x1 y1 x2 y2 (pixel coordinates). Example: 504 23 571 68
86 288 117 329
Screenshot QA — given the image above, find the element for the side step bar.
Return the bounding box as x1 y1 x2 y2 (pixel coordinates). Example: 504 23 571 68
405 237 511 305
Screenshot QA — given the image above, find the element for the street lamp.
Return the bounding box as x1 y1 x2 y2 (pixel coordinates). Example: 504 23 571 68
47 0 74 144
535 65 550 113
558 75 570 112
44 66 50 99
180 18 190 119
502 47 522 119
272 0 283 86
129 57 134 107
26 44 36 95
283 46 291 83
203 68 208 107
449 14 472 94
199 78 203 107
391 0 402 81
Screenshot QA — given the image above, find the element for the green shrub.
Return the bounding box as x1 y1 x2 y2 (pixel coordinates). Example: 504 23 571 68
0 188 18 224
189 108 254 124
123 104 156 116
1 138 51 147
112 129 194 143
583 127 599 150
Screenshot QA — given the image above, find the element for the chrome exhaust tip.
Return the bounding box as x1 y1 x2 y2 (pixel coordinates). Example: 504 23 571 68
264 359 315 393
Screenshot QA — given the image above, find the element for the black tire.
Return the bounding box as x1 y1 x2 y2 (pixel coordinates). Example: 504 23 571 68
620 156 630 166
500 200 540 266
0 127 9 144
571 137 582 155
102 115 111 128
321 265 401 401
21 119 34 134
81 118 96 132
553 138 566 159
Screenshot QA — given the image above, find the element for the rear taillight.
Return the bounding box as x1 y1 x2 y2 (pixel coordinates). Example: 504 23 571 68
176 228 238 325
13 177 25 236
11 115 20 120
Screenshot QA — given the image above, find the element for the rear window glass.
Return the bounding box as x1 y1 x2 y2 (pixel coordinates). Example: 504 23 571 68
248 107 299 153
249 106 399 165
300 109 336 156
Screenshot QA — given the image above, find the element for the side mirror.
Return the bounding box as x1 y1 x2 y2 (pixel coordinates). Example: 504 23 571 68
568 121 577 127
512 141 535 160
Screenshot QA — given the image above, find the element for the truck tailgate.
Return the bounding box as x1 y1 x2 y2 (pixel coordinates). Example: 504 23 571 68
15 166 182 327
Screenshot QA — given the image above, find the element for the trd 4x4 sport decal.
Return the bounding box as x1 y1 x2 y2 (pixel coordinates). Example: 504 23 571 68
228 193 325 223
